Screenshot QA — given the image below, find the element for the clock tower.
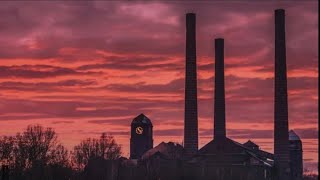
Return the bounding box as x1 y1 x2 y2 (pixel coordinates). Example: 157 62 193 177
130 113 153 159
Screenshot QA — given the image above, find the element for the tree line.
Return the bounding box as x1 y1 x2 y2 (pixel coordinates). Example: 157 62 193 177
0 124 121 180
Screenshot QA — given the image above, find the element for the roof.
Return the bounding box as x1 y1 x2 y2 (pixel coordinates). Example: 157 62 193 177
131 113 152 125
243 140 259 148
141 142 184 160
197 138 273 167
289 130 301 141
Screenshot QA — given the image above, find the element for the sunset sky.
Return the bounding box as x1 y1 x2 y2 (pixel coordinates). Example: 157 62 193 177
0 1 318 173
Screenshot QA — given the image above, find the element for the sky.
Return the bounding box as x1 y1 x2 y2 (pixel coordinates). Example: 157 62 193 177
0 1 318 173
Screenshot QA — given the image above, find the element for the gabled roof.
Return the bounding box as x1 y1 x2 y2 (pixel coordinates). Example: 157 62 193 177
131 113 152 125
197 138 273 167
141 142 184 160
289 130 301 141
243 140 259 149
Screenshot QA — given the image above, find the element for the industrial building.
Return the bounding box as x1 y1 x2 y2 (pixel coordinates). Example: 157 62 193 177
85 9 303 180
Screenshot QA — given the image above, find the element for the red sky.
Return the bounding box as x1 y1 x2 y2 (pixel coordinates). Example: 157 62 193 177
0 1 318 173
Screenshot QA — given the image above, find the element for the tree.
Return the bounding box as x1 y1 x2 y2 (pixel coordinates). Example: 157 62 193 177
14 125 69 169
0 125 71 179
0 136 15 166
48 144 70 167
71 133 121 170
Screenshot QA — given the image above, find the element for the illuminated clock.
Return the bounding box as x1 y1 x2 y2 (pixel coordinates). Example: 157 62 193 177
135 126 143 134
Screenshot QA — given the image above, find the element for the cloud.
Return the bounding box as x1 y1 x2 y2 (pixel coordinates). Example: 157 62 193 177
105 78 184 94
52 120 74 124
0 79 97 91
0 65 99 79
154 129 183 136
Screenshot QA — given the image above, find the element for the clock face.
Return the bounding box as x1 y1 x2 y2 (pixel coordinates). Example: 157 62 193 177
135 126 143 135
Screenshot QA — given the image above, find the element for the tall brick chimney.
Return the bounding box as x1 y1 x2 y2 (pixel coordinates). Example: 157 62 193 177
214 38 226 140
184 13 198 155
274 9 290 180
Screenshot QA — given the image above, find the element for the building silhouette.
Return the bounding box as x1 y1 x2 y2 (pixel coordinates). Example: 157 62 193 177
130 113 153 160
131 9 302 180
83 9 304 180
193 38 274 179
289 130 303 180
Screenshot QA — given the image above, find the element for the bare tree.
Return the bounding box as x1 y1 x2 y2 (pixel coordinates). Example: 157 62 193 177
0 136 15 166
48 144 70 167
14 125 66 169
71 133 121 170
0 124 71 179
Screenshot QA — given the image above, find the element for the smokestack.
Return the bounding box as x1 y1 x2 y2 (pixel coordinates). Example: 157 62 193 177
274 9 290 180
184 13 198 155
214 38 226 140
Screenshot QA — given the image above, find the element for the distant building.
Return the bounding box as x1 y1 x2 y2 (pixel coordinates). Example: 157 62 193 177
289 130 303 180
88 9 304 180
189 37 273 180
137 9 303 180
142 142 185 160
130 113 153 159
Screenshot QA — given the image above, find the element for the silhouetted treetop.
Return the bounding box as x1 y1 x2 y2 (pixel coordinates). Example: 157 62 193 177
71 133 122 170
0 124 71 179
